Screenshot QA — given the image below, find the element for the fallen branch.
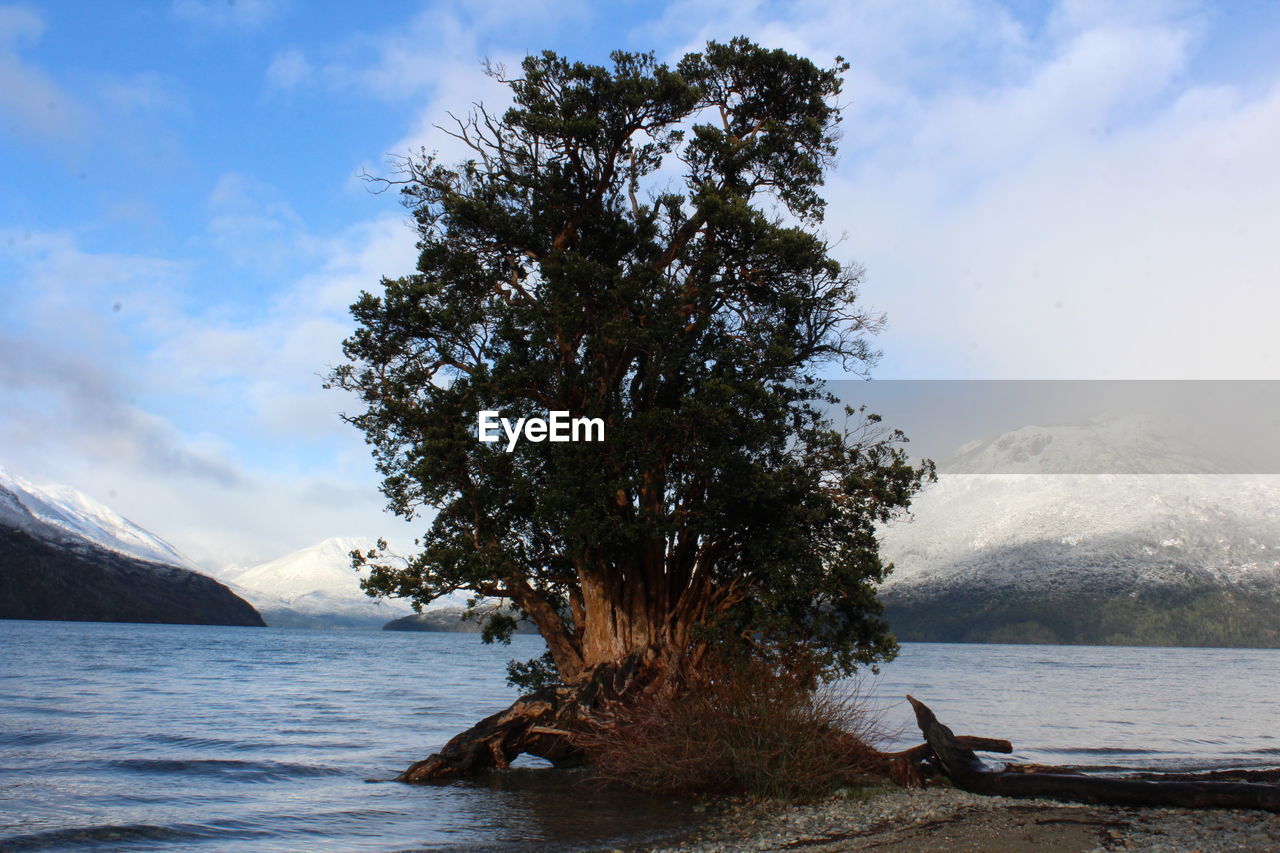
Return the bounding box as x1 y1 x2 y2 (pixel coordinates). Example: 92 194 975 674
882 735 1012 765
907 695 1280 813
875 735 1012 786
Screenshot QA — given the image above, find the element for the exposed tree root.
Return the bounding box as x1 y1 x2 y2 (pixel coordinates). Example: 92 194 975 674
398 653 654 782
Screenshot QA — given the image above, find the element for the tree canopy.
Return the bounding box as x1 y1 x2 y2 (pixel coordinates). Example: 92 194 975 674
330 37 933 688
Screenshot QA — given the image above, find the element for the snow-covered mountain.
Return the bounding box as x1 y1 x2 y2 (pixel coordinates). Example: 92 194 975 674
0 467 196 568
945 415 1229 475
0 467 261 626
226 537 468 628
877 418 1280 646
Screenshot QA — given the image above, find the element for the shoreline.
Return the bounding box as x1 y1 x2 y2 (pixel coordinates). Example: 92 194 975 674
633 784 1280 852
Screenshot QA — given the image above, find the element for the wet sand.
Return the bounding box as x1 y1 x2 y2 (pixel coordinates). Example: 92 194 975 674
634 784 1280 852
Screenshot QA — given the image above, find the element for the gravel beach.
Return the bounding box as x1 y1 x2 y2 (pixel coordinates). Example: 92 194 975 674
639 785 1280 852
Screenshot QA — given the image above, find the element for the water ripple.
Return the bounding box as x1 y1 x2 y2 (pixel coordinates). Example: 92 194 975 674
0 731 71 746
107 758 348 782
0 822 253 851
5 623 1276 851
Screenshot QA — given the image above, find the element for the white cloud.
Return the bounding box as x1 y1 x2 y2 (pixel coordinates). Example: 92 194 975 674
0 3 40 47
171 0 286 30
869 76 1280 379
0 211 421 569
150 208 418 445
1048 0 1203 34
642 0 1028 78
137 207 420 451
265 47 312 90
262 1 583 167
206 171 316 274
897 24 1191 179
0 336 244 489
834 26 1280 378
98 72 187 115
338 0 589 100
0 5 84 142
626 0 1280 379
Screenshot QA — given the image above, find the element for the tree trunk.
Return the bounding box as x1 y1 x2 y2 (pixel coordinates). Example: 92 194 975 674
907 695 1280 812
577 569 671 670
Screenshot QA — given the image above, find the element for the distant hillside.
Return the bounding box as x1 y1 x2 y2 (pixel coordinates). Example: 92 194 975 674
225 538 471 628
0 469 262 627
383 606 539 634
881 561 1280 647
877 418 1280 647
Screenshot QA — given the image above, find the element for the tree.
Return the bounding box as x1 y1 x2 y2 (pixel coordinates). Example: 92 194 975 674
328 37 933 782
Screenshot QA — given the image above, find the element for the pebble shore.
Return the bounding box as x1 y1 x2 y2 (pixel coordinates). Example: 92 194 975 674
638 784 1280 852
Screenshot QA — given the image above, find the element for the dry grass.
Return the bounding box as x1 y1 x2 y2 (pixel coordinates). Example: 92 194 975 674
577 653 892 800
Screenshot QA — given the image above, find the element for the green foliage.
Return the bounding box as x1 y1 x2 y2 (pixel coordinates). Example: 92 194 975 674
330 37 932 680
506 650 560 691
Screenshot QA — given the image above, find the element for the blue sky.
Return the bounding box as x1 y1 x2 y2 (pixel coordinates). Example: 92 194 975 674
3 0 1280 567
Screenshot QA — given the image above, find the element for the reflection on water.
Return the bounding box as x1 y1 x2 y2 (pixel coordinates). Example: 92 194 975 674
2 622 1279 850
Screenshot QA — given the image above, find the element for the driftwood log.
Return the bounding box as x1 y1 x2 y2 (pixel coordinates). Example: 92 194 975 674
907 695 1280 812
876 735 1011 787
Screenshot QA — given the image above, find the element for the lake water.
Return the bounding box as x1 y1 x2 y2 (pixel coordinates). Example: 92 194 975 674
3 622 1279 851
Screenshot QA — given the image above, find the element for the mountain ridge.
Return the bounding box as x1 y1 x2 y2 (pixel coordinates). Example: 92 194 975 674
877 418 1280 646
0 469 261 627
0 467 196 569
